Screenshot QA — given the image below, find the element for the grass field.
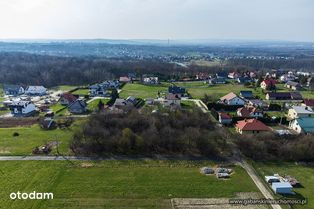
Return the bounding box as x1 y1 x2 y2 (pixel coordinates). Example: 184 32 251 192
72 88 89 96
50 85 79 92
0 125 75 156
120 83 169 99
253 161 314 209
0 160 259 209
87 99 110 111
120 82 261 100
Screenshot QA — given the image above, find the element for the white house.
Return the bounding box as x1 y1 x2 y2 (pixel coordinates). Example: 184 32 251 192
289 118 314 134
25 86 47 96
287 106 314 120
220 92 245 106
9 101 36 116
143 76 159 84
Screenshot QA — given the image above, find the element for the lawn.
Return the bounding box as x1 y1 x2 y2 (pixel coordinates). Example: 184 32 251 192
50 85 79 92
87 99 110 111
72 88 89 96
0 160 259 209
0 125 75 156
120 83 169 99
120 82 262 100
253 161 314 209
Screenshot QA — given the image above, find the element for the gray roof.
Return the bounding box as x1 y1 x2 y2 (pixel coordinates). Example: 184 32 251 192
292 106 314 114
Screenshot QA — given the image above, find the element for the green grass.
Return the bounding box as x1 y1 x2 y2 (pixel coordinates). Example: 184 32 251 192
50 103 69 116
120 83 169 99
0 160 259 209
87 99 110 111
50 85 79 92
72 88 89 96
0 125 75 156
253 161 314 209
120 82 263 100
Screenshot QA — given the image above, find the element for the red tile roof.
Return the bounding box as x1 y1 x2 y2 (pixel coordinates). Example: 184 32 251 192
61 92 77 103
237 107 261 117
304 99 314 107
235 119 270 131
219 112 232 119
262 79 276 87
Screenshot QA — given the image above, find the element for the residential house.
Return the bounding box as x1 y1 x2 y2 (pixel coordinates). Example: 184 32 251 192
89 84 110 97
237 107 263 118
280 72 296 83
266 92 303 101
285 81 301 91
228 72 239 79
220 92 245 106
240 91 253 99
235 119 270 134
119 76 132 83
216 72 228 79
59 93 78 105
168 86 186 96
126 96 137 105
9 101 36 116
289 118 314 134
68 99 87 114
287 106 314 120
3 85 24 96
25 86 47 96
302 99 314 108
260 79 276 90
112 98 135 111
237 77 252 84
208 77 226 85
143 76 159 84
247 99 269 109
218 112 233 125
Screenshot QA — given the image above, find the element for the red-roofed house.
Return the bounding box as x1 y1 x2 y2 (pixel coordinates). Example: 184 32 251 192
261 79 277 90
237 107 263 118
220 92 245 106
59 93 78 105
235 119 270 134
302 99 314 108
218 112 233 125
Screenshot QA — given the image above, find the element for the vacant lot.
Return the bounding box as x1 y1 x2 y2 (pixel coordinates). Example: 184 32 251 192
120 83 169 99
0 125 75 155
0 160 259 209
254 161 314 209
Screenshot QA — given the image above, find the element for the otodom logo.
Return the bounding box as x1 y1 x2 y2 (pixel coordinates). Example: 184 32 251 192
10 191 53 200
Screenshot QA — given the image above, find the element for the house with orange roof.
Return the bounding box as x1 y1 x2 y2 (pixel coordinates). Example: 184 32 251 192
235 119 271 134
220 92 245 106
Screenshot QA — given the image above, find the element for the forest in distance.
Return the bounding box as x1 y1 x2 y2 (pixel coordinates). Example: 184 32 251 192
1 51 314 87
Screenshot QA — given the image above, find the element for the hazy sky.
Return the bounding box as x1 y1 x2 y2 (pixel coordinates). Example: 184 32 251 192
0 0 313 41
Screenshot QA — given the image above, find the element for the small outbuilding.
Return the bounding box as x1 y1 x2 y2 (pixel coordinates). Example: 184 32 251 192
272 182 293 194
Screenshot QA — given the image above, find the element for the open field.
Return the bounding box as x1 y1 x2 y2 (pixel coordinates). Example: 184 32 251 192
0 125 75 156
72 88 89 96
50 85 79 92
0 160 259 209
87 98 110 111
120 83 169 99
253 161 314 209
120 82 261 100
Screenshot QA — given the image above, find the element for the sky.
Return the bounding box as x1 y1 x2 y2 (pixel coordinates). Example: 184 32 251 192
0 0 313 42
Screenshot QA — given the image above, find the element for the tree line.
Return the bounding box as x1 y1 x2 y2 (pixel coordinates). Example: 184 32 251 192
70 109 230 158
